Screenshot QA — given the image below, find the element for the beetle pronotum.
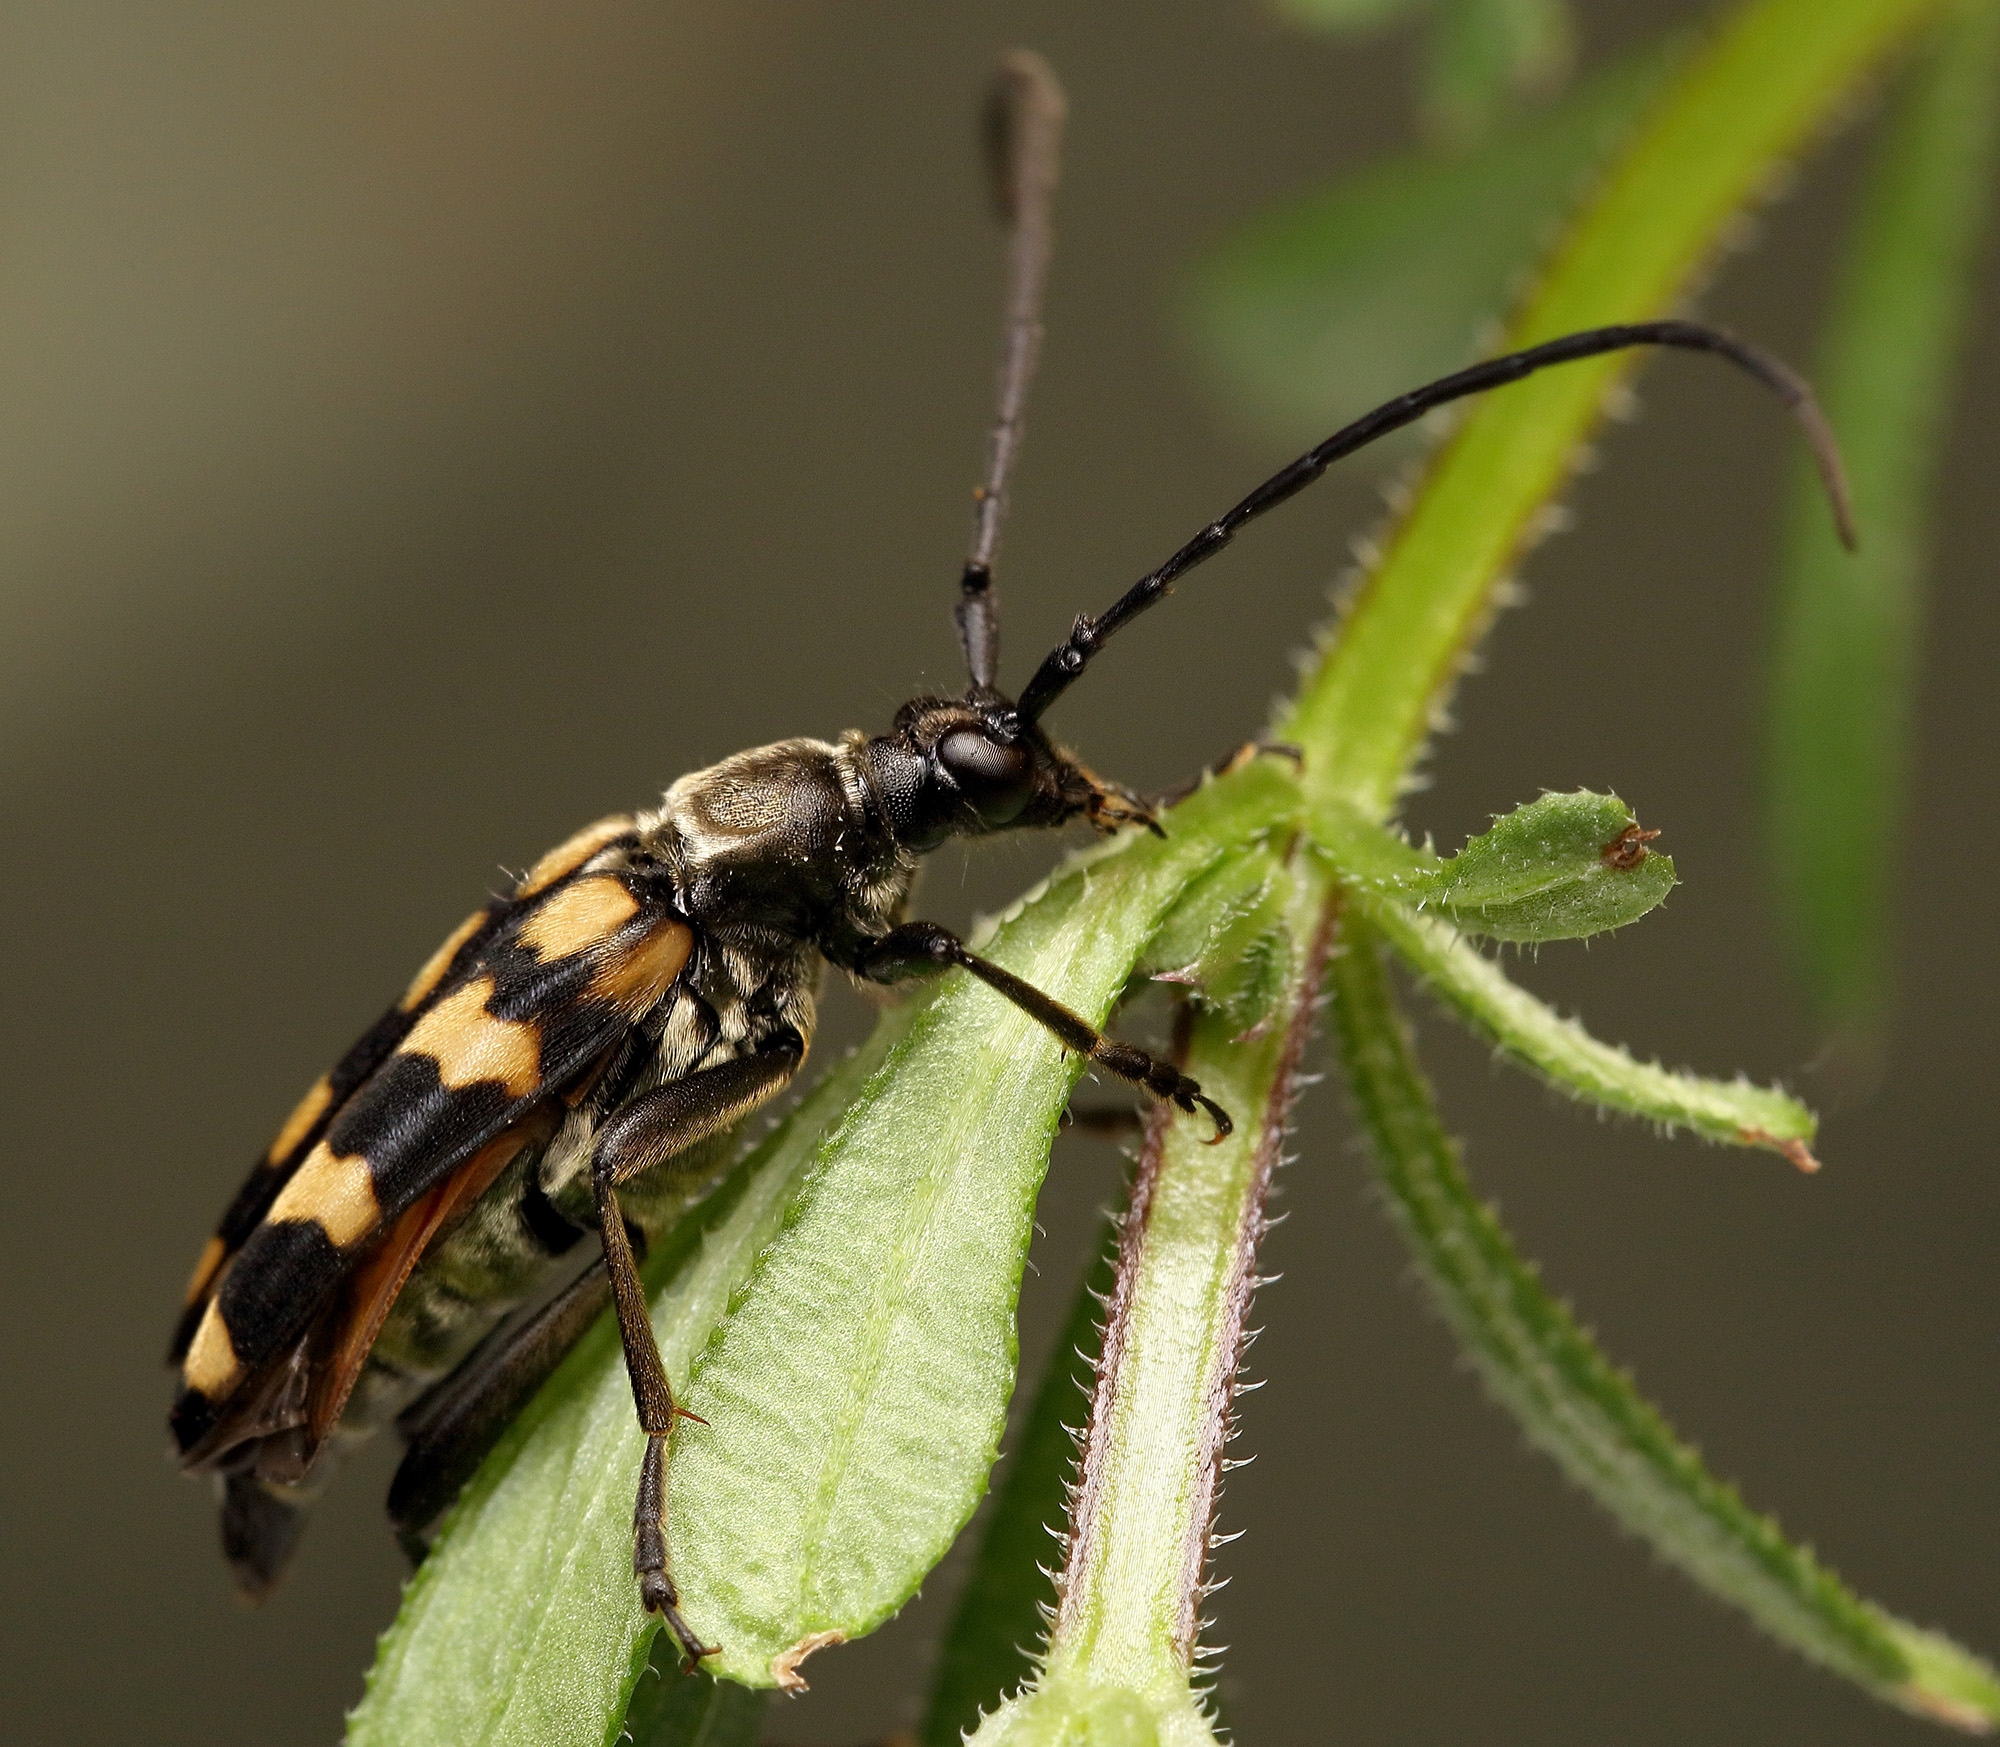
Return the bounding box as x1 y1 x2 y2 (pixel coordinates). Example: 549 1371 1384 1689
169 51 1852 1667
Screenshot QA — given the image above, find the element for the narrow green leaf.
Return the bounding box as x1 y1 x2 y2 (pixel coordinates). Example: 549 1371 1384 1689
921 1228 1116 1747
1138 843 1300 1033
1766 0 2000 1049
1137 845 1286 981
1187 46 1678 452
1310 792 1805 1157
1367 895 1819 1165
972 857 1338 1747
1328 913 2000 1730
1285 0 1953 821
1424 0 1576 146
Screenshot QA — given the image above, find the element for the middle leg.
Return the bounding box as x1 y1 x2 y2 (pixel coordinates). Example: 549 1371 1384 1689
589 1037 805 1665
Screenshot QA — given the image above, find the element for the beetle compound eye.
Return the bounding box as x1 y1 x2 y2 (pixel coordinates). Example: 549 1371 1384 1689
938 729 1036 824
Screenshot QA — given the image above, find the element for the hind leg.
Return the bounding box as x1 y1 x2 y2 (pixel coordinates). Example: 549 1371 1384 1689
219 1467 309 1599
388 1256 614 1557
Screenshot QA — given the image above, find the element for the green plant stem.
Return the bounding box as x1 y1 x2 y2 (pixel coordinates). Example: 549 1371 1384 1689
1328 910 2000 1730
969 864 1338 1746
1366 899 1820 1162
1767 0 2000 1048
1283 0 1949 821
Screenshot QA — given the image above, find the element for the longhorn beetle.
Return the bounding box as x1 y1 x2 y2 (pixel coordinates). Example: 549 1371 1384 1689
169 52 1854 1668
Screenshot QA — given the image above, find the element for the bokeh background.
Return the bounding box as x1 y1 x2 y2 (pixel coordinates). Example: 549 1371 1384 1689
4 2 1996 1743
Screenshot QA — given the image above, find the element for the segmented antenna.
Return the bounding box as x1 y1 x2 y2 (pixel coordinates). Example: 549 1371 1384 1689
957 50 1067 694
1017 319 1857 724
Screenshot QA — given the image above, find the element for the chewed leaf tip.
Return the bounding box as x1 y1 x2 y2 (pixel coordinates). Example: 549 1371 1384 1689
771 1629 845 1693
1744 1128 1823 1173
1600 822 1663 870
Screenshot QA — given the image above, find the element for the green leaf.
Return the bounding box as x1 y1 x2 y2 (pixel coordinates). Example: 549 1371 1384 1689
1316 789 1676 941
921 1228 1116 1747
1426 788 1675 941
1328 913 2000 1731
1138 844 1298 1031
623 1641 768 1747
349 761 1305 1743
1310 791 1809 1160
1424 0 1577 146
1136 844 1286 981
1186 46 1678 453
1765 0 2000 1052
1283 0 1955 822
663 763 1298 1689
971 857 1338 1747
1366 895 1821 1165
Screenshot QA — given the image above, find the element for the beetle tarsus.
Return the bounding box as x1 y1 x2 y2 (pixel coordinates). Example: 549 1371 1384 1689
634 1435 717 1666
1193 1092 1234 1143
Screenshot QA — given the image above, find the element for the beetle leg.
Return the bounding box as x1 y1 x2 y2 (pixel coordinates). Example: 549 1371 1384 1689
588 1039 804 1667
388 1255 614 1556
849 922 1232 1139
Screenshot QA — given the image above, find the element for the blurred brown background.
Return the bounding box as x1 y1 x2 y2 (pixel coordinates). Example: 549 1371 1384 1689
4 2 1995 1743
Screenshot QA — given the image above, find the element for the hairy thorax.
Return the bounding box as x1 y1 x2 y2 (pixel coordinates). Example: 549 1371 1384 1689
643 734 917 949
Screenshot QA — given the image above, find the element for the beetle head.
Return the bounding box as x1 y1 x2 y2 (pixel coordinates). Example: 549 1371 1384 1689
863 691 1154 854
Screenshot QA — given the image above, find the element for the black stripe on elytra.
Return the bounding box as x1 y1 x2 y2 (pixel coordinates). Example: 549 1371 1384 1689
199 850 634 1262
210 1218 346 1380
480 934 613 1026
180 899 678 1403
476 882 684 1026
206 902 518 1258
333 1055 519 1220
169 1385 220 1453
342 981 653 1237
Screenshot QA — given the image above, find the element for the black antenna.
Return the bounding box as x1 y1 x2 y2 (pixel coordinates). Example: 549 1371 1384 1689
958 50 1067 694
1016 319 1856 725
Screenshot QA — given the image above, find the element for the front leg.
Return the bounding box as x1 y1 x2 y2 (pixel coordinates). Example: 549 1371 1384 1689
848 921 1231 1138
590 1035 804 1666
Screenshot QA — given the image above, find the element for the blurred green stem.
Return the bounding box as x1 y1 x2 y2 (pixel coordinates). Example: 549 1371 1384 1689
1766 0 2000 1053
